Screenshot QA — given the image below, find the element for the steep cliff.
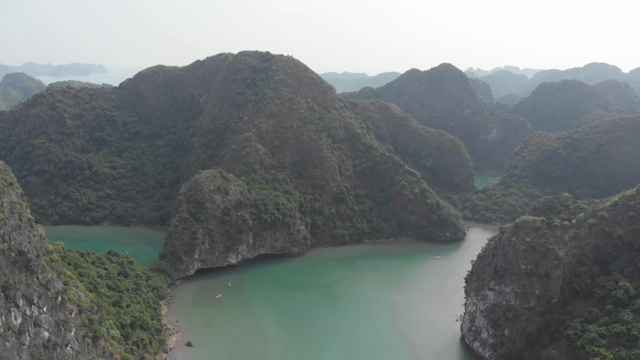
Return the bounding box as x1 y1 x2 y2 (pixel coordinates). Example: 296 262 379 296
0 161 110 359
160 169 310 278
462 186 640 360
0 160 168 359
163 140 466 279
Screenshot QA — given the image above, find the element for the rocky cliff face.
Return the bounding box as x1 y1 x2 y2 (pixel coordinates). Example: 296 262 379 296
160 169 311 278
163 141 467 279
462 186 640 359
461 216 573 359
0 161 111 359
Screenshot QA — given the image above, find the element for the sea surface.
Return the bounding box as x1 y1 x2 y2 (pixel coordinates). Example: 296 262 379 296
474 172 501 189
35 66 143 86
167 223 497 360
44 225 165 266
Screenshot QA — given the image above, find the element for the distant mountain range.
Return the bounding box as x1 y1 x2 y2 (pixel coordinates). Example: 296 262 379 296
470 62 640 98
0 62 108 78
324 63 640 104
465 65 542 79
320 71 401 93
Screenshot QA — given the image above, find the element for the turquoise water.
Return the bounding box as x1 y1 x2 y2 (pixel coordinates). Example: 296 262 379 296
474 172 501 189
44 225 165 266
168 223 496 360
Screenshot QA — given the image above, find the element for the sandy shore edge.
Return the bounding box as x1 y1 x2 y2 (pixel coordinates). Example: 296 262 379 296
157 291 182 360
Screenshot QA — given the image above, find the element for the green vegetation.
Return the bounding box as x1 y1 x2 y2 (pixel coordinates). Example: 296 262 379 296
52 243 169 358
512 79 621 133
0 72 46 110
48 80 113 89
458 116 640 222
343 64 482 133
463 186 640 360
0 81 197 225
0 160 168 359
346 100 474 192
0 52 470 280
343 64 533 172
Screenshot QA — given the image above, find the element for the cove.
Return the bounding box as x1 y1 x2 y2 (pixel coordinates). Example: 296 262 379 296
44 225 165 266
167 223 497 360
474 172 501 189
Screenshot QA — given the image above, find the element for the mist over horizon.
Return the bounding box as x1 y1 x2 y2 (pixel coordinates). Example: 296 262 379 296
2 0 637 75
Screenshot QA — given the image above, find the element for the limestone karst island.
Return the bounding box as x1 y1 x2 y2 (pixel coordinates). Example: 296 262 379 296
2 3 640 359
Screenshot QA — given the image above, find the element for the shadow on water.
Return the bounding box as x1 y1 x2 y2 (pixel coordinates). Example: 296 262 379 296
186 251 307 280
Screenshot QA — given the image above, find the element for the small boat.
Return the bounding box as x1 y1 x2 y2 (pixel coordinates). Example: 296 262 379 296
228 282 232 287
215 294 223 299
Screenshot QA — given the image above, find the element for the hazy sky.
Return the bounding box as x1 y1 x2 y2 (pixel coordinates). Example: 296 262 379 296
1 0 637 74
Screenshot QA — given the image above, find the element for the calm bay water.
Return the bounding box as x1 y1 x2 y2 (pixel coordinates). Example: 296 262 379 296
474 172 501 189
44 225 165 266
168 223 497 360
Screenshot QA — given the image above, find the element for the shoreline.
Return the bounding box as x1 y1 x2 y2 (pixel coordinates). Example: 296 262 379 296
158 288 182 360
157 222 499 359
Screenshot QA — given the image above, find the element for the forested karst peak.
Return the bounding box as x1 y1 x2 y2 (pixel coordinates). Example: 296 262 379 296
343 63 532 172
0 72 46 110
0 51 473 280
512 79 622 132
463 185 640 359
458 115 640 222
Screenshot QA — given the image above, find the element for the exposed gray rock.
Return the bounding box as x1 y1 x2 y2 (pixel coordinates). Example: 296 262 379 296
0 161 112 359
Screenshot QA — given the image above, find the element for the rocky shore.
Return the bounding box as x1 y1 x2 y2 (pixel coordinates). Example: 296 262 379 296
157 292 182 360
